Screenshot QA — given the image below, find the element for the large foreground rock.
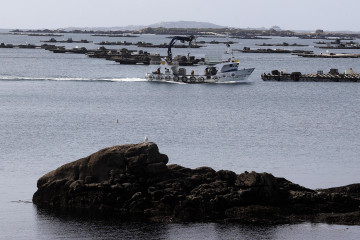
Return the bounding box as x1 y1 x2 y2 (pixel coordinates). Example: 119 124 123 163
33 143 360 224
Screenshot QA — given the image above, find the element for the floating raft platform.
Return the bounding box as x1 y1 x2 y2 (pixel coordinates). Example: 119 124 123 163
262 70 360 82
236 47 313 54
255 42 309 47
41 38 92 43
296 53 360 58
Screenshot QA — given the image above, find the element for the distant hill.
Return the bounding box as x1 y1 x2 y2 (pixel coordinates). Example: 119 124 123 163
9 21 360 33
148 21 226 29
59 21 226 31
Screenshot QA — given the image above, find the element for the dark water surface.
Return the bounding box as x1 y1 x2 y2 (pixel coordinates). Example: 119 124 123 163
1 32 360 239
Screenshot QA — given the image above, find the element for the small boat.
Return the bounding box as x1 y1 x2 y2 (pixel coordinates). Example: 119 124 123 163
145 58 254 83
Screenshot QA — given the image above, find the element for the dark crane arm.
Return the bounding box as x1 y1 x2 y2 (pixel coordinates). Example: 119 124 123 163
167 35 195 63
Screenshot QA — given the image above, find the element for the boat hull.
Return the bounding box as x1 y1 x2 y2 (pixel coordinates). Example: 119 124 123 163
145 68 255 83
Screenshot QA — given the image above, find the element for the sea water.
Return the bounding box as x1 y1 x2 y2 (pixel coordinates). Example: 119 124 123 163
1 31 360 239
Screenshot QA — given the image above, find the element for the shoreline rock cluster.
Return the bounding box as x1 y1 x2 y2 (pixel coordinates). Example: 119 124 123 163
33 143 360 224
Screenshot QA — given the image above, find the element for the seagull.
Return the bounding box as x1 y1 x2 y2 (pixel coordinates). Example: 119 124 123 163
144 136 148 143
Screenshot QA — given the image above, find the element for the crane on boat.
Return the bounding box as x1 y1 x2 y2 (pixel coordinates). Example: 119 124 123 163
167 35 195 64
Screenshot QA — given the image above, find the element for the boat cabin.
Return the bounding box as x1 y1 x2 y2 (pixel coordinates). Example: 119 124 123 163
220 62 239 72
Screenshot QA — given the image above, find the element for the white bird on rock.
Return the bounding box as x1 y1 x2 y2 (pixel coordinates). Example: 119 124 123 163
144 135 148 143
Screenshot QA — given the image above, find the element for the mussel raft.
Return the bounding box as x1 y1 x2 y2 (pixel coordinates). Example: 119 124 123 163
262 69 360 82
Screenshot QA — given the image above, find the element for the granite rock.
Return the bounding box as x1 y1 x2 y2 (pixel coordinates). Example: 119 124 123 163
33 143 360 224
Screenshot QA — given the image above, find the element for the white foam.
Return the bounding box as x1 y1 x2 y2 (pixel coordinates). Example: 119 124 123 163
0 75 146 82
0 76 251 84
105 78 145 82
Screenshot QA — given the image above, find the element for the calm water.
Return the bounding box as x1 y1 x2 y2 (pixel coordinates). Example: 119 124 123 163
1 31 360 239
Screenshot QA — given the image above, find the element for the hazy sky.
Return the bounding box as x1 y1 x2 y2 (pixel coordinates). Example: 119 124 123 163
1 0 359 31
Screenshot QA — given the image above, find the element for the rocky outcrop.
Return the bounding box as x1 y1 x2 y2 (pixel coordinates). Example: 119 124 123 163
33 143 360 224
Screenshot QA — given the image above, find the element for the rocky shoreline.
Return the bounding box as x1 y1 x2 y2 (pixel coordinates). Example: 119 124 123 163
11 27 360 39
33 143 360 224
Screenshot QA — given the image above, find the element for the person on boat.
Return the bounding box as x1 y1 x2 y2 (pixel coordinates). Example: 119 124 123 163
205 67 212 79
157 67 161 74
191 70 194 75
206 67 217 75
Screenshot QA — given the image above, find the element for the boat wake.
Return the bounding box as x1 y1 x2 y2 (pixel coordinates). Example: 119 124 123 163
105 78 146 82
0 75 146 82
0 75 251 84
10 200 32 204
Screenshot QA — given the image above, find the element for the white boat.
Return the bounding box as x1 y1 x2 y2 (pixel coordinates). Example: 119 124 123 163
145 59 255 84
